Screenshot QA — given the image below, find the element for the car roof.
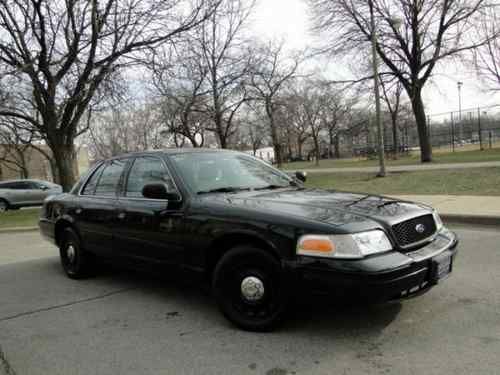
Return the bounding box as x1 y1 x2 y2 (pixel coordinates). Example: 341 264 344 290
106 148 239 161
0 179 53 184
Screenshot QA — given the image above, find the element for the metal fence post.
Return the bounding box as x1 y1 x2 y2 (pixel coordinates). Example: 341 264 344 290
489 131 493 149
451 112 455 152
478 108 484 151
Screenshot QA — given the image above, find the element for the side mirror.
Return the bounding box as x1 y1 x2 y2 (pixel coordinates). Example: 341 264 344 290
295 171 307 183
142 183 181 201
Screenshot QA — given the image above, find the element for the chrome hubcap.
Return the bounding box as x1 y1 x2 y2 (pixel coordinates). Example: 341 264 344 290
66 245 76 264
240 276 265 302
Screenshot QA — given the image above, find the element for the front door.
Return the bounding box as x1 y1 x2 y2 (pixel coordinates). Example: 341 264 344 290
114 156 185 265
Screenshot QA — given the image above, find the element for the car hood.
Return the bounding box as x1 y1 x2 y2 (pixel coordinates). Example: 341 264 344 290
203 188 432 231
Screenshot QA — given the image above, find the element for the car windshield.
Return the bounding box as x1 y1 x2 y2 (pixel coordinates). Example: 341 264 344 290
170 152 295 194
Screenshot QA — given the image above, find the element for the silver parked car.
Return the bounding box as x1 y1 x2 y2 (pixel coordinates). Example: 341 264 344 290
0 179 62 212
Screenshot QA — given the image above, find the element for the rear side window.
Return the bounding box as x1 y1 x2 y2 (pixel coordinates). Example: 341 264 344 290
94 160 126 197
1 181 32 189
0 182 19 189
125 157 176 198
81 164 105 196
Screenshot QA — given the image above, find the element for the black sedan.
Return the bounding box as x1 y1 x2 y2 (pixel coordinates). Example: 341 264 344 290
39 149 458 331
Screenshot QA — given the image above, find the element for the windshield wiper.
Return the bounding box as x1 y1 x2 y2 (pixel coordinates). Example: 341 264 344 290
197 187 252 195
377 201 400 208
253 184 290 191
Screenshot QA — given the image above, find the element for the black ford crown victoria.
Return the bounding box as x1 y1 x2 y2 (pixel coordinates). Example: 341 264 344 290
40 149 458 331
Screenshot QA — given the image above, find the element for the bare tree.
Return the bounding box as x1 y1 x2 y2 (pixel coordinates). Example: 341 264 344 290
248 40 302 167
282 92 310 160
0 0 215 190
151 46 209 147
194 0 255 148
380 77 405 157
309 0 490 162
87 102 167 160
474 8 500 90
0 118 35 178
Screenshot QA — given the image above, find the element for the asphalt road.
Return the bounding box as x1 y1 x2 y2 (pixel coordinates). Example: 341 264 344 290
0 227 499 375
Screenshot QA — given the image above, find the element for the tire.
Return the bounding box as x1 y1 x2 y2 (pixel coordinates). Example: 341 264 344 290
0 199 8 212
212 246 289 331
59 227 94 279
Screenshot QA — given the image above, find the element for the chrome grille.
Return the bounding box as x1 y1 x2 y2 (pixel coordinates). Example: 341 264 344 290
392 214 436 248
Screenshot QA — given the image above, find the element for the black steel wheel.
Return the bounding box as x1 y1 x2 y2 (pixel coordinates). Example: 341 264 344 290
212 246 289 331
59 227 94 279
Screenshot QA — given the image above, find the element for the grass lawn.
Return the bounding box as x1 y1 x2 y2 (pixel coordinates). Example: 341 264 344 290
305 167 500 196
0 208 41 229
283 146 500 170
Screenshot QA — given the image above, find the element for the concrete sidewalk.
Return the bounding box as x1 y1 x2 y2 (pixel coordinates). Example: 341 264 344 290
287 160 500 174
392 195 500 225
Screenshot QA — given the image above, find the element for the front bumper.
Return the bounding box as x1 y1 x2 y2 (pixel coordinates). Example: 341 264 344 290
290 228 458 302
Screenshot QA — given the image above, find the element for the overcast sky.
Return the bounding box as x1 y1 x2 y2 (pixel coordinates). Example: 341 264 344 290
251 0 500 118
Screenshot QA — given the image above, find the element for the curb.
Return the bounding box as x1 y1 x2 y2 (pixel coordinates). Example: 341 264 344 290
0 226 38 234
441 214 500 227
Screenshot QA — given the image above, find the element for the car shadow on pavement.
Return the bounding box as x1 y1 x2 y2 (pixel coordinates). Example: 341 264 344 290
90 260 404 336
26 257 403 339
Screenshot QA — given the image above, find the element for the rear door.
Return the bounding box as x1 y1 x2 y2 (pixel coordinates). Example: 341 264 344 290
74 159 128 256
2 181 32 205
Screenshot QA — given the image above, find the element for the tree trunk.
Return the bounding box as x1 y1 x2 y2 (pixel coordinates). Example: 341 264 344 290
297 140 303 160
265 100 282 167
328 129 335 158
334 134 340 159
51 143 78 192
312 135 320 166
391 113 398 158
410 89 432 162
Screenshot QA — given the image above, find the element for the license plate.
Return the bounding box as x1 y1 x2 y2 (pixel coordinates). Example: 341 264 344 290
432 253 453 282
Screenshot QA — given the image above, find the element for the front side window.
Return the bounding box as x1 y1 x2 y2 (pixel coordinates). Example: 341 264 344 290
16 181 35 190
170 152 293 194
125 157 176 198
94 160 126 197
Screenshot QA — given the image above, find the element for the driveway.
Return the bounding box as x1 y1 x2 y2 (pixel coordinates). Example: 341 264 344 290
1 227 499 375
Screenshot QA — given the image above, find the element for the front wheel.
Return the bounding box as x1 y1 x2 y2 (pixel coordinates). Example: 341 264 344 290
0 199 8 212
59 227 94 279
212 246 289 331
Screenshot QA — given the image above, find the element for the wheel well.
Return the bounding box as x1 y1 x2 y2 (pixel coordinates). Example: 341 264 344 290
0 197 10 207
54 220 74 247
205 233 279 281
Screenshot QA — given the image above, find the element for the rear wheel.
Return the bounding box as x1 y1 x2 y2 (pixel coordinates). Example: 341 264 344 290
59 227 94 279
212 246 289 331
0 199 8 212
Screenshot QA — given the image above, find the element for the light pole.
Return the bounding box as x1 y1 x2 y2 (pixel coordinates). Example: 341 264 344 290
457 81 463 142
369 0 385 177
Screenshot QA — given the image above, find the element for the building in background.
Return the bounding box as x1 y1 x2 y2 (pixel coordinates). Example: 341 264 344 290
245 146 275 163
0 145 89 182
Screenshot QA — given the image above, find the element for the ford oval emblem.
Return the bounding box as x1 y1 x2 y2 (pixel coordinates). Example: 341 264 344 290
415 224 426 233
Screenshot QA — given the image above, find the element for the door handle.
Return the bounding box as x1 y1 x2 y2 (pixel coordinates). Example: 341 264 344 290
75 208 83 215
117 212 126 220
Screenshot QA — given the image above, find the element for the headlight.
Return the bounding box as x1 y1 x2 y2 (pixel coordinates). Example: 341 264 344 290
297 230 393 259
433 210 444 231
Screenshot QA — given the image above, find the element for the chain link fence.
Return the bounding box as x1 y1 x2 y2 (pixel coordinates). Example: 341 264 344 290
427 104 500 152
